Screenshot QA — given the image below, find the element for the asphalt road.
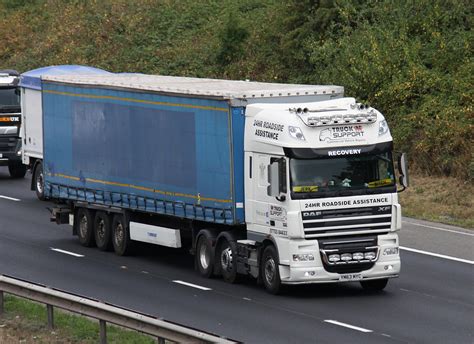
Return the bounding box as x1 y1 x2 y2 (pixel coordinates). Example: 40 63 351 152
0 167 473 343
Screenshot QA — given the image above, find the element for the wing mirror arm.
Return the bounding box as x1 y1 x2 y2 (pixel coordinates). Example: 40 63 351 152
397 153 409 193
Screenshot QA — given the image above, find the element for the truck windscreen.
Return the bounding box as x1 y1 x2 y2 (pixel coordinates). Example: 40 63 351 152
290 151 396 199
0 88 20 111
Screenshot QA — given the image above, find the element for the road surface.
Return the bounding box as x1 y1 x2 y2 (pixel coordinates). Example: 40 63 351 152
0 168 472 343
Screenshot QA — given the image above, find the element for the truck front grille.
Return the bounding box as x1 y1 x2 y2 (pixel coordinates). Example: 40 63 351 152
0 136 17 153
302 206 392 238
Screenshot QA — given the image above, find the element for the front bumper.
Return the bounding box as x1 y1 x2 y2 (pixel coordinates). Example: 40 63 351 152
0 136 22 166
280 233 401 284
0 152 22 166
280 257 400 285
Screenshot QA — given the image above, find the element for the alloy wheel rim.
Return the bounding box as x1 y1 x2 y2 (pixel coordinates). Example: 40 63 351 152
265 257 276 284
221 247 232 271
199 242 210 269
37 171 43 194
97 220 105 239
79 216 88 238
115 223 124 246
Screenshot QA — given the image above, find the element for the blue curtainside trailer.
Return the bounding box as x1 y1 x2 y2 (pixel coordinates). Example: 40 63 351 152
43 80 245 225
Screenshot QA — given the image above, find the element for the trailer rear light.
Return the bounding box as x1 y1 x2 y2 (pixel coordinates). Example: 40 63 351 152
288 126 306 141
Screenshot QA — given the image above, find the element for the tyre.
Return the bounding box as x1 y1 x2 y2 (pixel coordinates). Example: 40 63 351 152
8 163 27 179
94 211 112 251
195 231 215 278
112 214 133 256
261 245 282 294
360 278 389 291
217 238 239 283
76 208 95 247
34 162 45 200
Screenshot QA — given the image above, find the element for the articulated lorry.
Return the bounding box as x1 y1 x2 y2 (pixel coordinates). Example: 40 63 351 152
40 74 407 294
0 70 26 178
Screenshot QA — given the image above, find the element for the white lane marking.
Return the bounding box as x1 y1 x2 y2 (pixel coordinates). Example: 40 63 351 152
50 248 84 257
0 195 20 202
243 297 252 301
324 320 373 333
172 280 212 291
402 220 474 237
400 246 474 265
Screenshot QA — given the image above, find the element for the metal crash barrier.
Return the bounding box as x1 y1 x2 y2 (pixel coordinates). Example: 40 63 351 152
0 275 236 344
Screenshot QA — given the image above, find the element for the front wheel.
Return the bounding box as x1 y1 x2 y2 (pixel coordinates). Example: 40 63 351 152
261 245 282 294
8 163 27 179
360 278 389 291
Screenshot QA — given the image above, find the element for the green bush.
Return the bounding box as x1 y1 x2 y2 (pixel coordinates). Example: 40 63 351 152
0 0 471 178
304 0 473 178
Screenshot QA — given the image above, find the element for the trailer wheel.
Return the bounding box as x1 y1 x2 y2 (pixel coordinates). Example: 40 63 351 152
94 212 112 251
8 163 27 179
76 208 95 247
261 245 282 294
195 231 214 278
217 239 239 283
112 214 133 256
34 162 45 200
360 278 388 291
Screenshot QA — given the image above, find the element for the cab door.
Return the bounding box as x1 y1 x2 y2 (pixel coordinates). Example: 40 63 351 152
245 153 289 236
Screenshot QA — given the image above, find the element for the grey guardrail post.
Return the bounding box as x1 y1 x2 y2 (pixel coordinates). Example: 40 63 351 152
100 319 107 344
0 275 236 343
0 290 4 316
47 304 54 329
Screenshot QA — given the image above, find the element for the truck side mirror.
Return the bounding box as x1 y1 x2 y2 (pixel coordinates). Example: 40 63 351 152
397 153 409 192
267 158 287 201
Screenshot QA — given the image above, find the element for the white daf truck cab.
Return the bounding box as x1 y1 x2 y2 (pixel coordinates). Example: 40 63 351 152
243 97 407 293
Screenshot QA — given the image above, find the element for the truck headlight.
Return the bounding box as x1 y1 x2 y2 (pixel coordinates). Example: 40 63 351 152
288 126 306 141
383 247 399 256
378 120 389 136
352 252 364 260
328 254 340 262
341 253 352 261
293 254 314 261
364 252 377 260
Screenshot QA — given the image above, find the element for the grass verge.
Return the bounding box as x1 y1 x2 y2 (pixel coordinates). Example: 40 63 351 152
0 295 157 344
399 174 474 229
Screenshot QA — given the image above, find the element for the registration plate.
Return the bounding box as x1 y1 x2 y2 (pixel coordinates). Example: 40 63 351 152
339 273 362 281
